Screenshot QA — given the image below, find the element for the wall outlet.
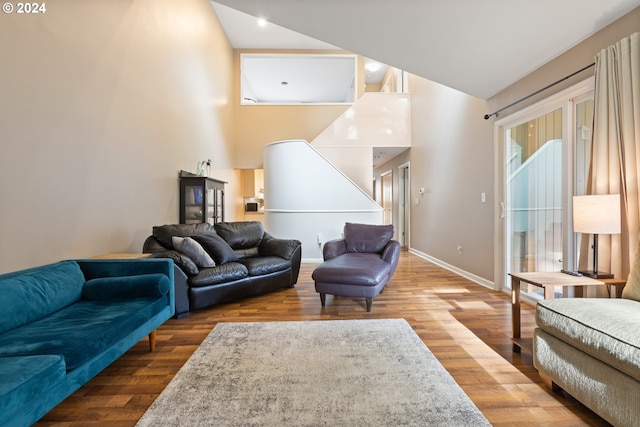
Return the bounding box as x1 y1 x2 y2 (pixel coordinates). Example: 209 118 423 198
457 244 463 254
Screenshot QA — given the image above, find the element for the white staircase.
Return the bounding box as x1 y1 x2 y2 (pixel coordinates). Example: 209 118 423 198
312 92 411 194
263 93 411 261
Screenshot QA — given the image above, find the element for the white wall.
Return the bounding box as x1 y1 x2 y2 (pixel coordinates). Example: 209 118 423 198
313 147 374 194
0 0 235 273
312 93 411 194
402 9 639 285
264 140 383 260
2 1 635 280
402 76 495 281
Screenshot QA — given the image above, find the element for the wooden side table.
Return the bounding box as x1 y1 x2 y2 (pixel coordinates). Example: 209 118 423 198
508 272 604 353
600 278 626 298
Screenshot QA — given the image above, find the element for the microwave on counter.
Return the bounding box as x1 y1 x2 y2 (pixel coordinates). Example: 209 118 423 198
245 202 259 212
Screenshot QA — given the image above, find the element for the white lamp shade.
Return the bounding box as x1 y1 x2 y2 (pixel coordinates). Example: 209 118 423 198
573 194 621 234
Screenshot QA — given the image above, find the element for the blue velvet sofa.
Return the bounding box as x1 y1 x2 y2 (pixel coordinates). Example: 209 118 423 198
0 258 175 427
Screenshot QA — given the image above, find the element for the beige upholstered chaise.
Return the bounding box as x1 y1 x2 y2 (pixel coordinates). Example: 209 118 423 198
533 245 640 427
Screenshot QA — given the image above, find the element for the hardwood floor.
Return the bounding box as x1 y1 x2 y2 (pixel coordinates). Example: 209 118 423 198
36 251 610 426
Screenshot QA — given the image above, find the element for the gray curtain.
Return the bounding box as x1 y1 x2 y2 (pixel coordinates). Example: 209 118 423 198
581 32 640 279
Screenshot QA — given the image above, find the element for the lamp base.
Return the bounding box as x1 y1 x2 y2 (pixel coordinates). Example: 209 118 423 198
578 270 614 279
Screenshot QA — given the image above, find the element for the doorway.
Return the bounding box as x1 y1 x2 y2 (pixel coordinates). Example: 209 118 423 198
398 163 410 247
381 171 393 226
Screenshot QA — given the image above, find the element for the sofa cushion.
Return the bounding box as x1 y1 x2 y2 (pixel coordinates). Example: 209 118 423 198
0 355 66 423
344 222 393 254
0 261 85 335
192 233 238 265
312 253 391 286
240 256 290 276
0 297 168 371
260 235 301 260
188 263 249 288
536 298 640 381
172 236 216 268
152 223 216 249
83 274 170 300
234 247 260 259
215 221 264 249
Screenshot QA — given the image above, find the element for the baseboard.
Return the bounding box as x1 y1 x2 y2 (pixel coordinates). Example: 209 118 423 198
302 258 324 263
408 248 495 290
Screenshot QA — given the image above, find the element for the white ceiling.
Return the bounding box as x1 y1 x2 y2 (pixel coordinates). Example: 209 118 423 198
211 2 337 50
241 54 358 103
212 0 639 100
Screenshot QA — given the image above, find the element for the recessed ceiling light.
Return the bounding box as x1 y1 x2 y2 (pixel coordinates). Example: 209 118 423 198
366 62 382 72
257 17 267 27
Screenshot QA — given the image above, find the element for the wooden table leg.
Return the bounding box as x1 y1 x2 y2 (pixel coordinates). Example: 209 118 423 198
544 285 556 299
574 285 584 298
149 330 157 352
511 278 521 352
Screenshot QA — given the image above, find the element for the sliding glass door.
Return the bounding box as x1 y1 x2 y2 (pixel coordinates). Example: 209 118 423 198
495 79 594 297
506 108 563 278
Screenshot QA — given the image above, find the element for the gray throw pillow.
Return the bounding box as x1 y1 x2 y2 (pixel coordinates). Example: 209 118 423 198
172 236 216 268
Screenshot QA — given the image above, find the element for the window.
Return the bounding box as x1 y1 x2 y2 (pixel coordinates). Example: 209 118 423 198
240 54 357 105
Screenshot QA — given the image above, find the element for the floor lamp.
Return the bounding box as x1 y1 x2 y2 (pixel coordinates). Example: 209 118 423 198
573 194 621 279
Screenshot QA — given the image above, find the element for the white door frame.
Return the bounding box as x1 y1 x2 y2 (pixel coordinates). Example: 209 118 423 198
380 170 393 226
397 162 410 247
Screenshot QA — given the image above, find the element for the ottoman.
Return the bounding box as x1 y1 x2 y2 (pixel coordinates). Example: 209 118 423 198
312 252 392 312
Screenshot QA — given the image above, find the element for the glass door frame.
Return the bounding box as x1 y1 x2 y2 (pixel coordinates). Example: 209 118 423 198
493 78 594 294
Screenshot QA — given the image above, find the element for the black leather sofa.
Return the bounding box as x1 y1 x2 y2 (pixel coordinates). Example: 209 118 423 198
143 221 301 318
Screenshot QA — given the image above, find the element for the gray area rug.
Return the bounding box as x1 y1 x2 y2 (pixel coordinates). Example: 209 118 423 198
137 318 490 426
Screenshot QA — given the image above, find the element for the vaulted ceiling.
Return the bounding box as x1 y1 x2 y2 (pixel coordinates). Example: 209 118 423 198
212 0 639 100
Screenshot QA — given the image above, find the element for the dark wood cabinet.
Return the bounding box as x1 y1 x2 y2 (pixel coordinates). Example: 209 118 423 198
179 176 226 225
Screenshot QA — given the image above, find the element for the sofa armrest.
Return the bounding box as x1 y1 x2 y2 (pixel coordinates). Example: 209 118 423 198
259 233 301 260
323 239 348 260
142 235 166 253
148 250 199 276
382 240 401 276
83 274 170 300
76 259 175 317
172 264 190 318
76 258 172 279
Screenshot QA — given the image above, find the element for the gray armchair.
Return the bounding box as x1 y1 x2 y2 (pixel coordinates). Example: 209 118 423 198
311 222 401 311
